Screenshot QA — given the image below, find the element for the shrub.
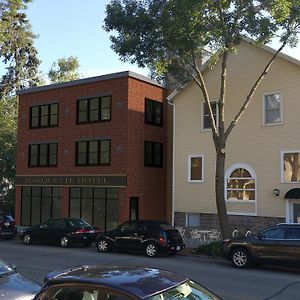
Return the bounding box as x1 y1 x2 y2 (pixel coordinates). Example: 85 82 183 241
194 241 222 257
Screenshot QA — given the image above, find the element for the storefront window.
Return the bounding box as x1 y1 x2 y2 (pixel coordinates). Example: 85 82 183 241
69 187 118 231
21 187 61 226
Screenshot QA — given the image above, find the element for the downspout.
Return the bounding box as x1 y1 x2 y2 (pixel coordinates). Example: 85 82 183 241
168 100 175 225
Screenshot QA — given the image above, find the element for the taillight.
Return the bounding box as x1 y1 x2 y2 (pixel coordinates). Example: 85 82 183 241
159 236 167 245
73 229 90 234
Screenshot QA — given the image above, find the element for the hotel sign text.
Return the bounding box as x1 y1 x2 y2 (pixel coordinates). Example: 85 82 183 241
15 175 127 188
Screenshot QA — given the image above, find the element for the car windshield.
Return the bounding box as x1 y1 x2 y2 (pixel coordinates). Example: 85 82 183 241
68 219 90 227
0 260 15 277
147 280 220 300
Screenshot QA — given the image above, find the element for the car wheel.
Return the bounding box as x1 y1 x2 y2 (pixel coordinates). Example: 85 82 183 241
96 239 109 252
145 243 159 257
231 248 251 268
60 236 70 248
23 234 31 245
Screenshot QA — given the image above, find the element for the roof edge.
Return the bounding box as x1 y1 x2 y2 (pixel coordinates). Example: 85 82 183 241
17 70 163 95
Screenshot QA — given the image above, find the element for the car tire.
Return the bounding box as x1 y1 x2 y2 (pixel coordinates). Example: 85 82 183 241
231 247 251 268
145 243 159 257
23 234 31 245
60 236 70 248
96 239 109 252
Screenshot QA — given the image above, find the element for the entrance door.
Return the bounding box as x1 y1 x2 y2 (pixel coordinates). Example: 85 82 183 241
293 204 300 223
130 197 139 221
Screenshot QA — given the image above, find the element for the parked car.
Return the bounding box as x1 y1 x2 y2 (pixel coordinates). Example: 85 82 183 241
0 213 17 240
222 223 300 268
95 220 185 257
0 258 40 299
33 265 221 300
19 218 102 247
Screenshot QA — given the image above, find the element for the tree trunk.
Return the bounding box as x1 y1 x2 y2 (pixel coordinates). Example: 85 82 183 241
215 147 230 239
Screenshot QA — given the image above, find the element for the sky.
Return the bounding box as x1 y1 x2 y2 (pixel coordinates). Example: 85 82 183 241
26 0 149 78
13 1 300 80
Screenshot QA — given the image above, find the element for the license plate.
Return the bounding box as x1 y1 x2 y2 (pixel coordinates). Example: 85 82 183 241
176 246 181 251
4 222 10 226
1 232 13 235
88 230 95 233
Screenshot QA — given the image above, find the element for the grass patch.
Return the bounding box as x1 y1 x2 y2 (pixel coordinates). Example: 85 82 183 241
194 241 222 257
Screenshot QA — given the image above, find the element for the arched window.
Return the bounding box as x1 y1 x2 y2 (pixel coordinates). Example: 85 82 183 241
225 164 256 201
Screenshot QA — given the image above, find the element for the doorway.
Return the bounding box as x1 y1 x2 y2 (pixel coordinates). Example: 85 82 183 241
129 197 139 221
293 204 300 223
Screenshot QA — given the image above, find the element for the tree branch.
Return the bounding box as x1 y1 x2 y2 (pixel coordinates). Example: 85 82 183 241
225 40 288 140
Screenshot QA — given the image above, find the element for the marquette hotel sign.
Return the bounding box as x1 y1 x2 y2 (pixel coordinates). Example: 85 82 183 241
15 175 127 188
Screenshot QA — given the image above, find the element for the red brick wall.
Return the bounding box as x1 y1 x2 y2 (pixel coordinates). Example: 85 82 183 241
15 75 168 225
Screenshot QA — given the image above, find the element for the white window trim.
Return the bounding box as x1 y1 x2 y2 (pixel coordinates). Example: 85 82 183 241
201 101 219 131
187 154 204 183
225 163 257 203
280 150 300 183
262 91 283 126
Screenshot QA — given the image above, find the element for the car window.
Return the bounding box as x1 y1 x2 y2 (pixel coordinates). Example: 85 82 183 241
159 223 174 230
51 219 66 229
50 286 131 300
68 219 90 228
285 227 300 239
119 221 138 232
262 227 286 239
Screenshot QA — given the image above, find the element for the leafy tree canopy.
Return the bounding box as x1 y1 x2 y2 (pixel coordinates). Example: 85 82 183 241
0 0 41 97
104 0 300 85
48 56 81 83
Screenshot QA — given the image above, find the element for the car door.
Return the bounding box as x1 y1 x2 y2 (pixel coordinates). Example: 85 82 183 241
32 220 53 243
251 226 287 261
281 226 300 261
115 221 139 250
47 219 67 244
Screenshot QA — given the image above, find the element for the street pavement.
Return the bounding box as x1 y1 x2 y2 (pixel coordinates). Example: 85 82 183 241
0 239 300 300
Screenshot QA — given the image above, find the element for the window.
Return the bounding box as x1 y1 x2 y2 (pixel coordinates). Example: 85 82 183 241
130 197 139 220
76 140 110 166
188 155 203 182
186 213 200 227
29 143 57 167
263 92 282 125
202 101 218 130
261 227 285 239
144 141 163 167
145 98 163 126
69 187 118 231
77 96 111 123
30 103 58 128
282 151 300 183
21 187 61 226
225 165 256 201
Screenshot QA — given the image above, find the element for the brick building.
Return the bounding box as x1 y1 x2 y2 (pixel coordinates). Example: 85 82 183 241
15 71 168 230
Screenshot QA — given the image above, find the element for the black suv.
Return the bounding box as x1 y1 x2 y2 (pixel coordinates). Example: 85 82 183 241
95 220 185 257
0 214 17 240
222 223 300 268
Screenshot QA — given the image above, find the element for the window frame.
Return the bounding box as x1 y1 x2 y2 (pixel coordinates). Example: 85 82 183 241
187 154 204 183
75 139 111 166
225 163 256 203
262 91 283 126
77 96 112 124
144 98 163 126
281 150 300 183
29 103 59 129
144 141 163 167
28 143 58 167
201 100 219 131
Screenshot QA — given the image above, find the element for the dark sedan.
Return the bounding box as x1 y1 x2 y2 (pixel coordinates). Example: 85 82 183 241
19 218 102 247
0 213 17 240
222 223 300 268
95 220 185 257
0 258 40 299
33 265 221 300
